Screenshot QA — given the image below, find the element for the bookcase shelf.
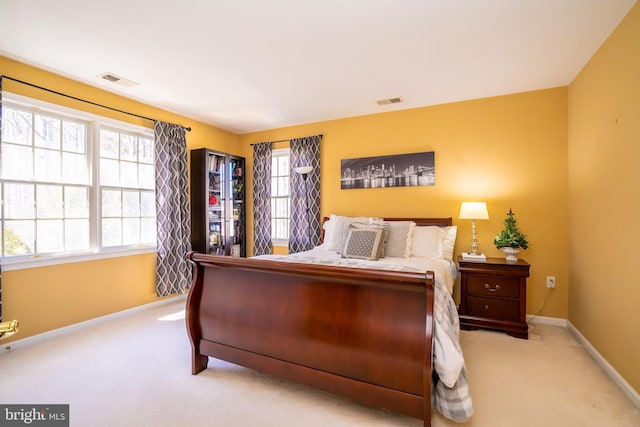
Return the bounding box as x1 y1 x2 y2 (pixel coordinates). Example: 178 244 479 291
190 148 246 257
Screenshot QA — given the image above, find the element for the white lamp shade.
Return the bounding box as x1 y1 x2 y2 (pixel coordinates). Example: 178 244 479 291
294 165 313 175
459 202 489 220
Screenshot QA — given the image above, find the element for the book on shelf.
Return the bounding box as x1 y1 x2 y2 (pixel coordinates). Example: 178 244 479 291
209 231 221 246
208 154 223 173
230 244 241 257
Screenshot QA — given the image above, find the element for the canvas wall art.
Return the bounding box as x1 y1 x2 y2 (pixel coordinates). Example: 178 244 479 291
340 151 435 189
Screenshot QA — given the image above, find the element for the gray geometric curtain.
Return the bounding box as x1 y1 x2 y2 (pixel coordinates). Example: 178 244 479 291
154 121 192 296
0 76 3 320
252 142 272 256
289 135 321 253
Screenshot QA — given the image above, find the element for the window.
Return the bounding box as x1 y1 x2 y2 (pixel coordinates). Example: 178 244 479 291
271 148 290 243
0 94 155 268
99 129 156 247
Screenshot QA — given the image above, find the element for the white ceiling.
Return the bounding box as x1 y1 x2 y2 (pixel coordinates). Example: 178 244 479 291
0 0 636 134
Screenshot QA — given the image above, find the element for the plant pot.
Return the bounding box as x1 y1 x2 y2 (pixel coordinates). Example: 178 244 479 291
502 247 520 262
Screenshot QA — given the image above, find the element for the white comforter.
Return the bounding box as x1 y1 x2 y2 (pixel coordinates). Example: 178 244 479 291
254 247 474 422
271 245 458 294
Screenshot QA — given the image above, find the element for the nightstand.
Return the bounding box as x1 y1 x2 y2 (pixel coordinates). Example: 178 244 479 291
458 256 530 339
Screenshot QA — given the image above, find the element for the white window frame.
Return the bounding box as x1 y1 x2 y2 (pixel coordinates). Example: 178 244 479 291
271 147 290 246
1 93 156 271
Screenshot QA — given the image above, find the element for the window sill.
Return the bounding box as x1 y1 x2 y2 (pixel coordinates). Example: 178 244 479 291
1 246 157 271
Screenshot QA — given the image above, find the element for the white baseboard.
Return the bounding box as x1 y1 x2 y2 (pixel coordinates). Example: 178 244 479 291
567 321 640 411
1 293 187 354
527 314 568 327
526 315 639 410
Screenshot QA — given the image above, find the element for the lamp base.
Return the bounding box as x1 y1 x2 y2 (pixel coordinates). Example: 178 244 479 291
461 252 487 261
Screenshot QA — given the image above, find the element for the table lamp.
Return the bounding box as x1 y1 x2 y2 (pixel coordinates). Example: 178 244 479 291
459 202 489 260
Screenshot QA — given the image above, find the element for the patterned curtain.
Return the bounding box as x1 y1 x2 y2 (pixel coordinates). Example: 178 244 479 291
252 142 272 256
289 135 321 253
154 122 192 296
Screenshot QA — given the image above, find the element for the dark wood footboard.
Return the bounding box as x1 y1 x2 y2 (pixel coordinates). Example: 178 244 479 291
186 253 435 426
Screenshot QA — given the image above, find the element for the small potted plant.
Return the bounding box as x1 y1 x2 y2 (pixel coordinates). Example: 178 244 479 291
493 209 529 262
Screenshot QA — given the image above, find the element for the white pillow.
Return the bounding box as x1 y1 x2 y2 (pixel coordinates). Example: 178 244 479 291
322 217 335 246
411 226 445 258
377 220 415 258
325 215 375 252
441 226 457 261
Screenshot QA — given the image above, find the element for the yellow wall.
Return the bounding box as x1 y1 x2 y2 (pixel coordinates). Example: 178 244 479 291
0 55 237 342
3 254 156 339
568 3 640 393
239 88 570 317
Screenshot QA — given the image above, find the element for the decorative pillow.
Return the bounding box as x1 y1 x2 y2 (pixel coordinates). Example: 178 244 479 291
411 226 445 258
376 224 391 259
372 220 415 258
341 225 384 260
441 226 458 261
325 215 378 252
345 222 390 259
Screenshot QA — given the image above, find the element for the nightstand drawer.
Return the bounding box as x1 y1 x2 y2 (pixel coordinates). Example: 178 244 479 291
466 296 520 320
466 275 520 299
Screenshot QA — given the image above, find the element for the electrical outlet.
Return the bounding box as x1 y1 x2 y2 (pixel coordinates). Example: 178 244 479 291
546 276 556 288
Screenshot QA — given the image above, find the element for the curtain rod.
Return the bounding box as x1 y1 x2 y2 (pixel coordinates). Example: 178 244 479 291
1 75 191 132
250 134 323 146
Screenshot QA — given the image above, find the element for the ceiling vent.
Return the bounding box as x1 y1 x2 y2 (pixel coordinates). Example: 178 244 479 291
98 72 138 88
376 97 403 106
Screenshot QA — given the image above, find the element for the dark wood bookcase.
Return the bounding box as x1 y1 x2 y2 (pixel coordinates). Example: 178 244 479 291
190 148 245 257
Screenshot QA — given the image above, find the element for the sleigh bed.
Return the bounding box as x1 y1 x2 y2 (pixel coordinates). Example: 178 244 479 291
185 216 473 426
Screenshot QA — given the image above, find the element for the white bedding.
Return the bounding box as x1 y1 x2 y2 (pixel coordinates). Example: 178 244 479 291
260 245 457 294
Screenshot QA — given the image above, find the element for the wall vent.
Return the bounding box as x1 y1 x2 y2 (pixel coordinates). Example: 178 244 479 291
98 72 138 88
376 97 403 106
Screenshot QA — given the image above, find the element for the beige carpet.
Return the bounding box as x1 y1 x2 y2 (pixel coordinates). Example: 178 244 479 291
1 298 639 427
